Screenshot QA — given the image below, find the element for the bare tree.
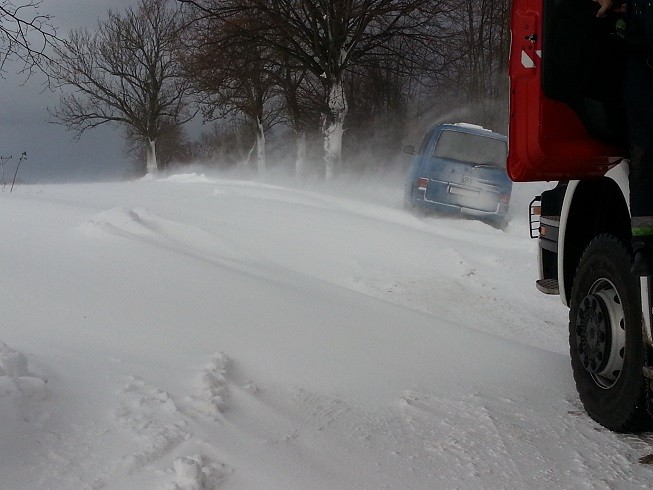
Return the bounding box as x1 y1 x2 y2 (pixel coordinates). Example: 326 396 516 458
0 0 58 79
193 120 253 168
180 0 441 180
344 52 410 169
50 0 195 175
274 55 323 178
438 0 510 129
183 15 281 174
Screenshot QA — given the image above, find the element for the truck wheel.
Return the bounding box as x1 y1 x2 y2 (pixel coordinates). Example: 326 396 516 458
569 234 652 432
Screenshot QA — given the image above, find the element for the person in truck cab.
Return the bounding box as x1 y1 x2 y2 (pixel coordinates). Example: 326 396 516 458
596 0 653 275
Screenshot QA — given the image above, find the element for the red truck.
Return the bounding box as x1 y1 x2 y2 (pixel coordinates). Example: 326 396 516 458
509 0 653 432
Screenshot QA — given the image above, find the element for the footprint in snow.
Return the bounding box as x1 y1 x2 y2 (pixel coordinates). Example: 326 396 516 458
186 352 232 418
0 342 47 416
165 454 230 490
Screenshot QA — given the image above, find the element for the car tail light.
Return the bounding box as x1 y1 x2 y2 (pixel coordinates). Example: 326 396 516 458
416 177 429 190
499 193 511 204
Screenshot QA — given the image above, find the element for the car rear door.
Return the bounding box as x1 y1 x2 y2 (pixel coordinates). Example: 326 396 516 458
425 130 510 212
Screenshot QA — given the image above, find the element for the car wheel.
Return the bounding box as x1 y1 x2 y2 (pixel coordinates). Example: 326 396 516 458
569 234 652 432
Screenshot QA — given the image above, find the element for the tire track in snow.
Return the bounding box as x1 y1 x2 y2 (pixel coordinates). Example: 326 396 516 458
484 395 652 488
80 207 277 283
397 390 653 489
284 387 527 488
399 391 528 488
80 207 363 298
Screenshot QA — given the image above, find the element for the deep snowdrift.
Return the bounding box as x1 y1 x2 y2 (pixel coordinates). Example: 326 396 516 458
1 175 652 489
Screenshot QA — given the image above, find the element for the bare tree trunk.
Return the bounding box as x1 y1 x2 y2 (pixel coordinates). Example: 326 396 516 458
255 117 266 174
242 148 253 168
294 130 307 179
323 79 347 181
146 139 158 174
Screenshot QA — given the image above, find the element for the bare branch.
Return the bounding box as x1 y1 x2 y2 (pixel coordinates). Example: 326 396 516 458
0 0 60 81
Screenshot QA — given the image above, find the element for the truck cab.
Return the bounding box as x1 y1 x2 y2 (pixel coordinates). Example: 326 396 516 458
510 0 653 432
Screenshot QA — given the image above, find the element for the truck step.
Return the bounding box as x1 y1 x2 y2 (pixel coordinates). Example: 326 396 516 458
536 279 559 295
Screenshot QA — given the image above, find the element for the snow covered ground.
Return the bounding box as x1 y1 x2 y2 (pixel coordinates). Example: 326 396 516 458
1 173 653 489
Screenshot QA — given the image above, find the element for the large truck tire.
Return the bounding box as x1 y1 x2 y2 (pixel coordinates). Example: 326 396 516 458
569 234 652 432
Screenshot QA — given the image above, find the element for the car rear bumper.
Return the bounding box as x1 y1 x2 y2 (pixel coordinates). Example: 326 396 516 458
411 196 508 219
411 187 508 218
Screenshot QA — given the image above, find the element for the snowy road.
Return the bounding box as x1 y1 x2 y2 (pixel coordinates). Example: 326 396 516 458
1 175 652 489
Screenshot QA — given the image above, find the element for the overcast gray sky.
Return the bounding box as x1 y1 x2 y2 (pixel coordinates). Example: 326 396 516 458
1 0 141 183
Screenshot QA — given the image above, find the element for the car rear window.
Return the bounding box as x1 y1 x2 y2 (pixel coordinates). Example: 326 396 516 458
432 130 507 168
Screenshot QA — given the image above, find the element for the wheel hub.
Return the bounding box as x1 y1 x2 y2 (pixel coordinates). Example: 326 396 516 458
574 281 627 388
575 294 611 374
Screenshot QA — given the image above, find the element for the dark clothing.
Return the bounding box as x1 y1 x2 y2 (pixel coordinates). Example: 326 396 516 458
625 54 653 236
620 0 653 46
616 0 653 239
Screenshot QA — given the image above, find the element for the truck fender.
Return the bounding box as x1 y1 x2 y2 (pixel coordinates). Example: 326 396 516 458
558 162 630 307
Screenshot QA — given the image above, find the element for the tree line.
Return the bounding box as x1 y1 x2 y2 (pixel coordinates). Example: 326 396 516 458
2 0 510 179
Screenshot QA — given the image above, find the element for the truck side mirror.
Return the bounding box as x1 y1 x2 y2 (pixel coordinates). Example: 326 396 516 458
403 145 416 156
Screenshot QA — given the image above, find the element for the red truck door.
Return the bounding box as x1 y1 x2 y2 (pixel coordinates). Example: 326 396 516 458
508 0 626 182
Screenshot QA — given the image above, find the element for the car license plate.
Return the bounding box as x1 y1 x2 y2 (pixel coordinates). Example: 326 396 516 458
448 185 479 199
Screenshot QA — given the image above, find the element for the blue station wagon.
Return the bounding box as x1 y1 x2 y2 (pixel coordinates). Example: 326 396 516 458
404 123 512 227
